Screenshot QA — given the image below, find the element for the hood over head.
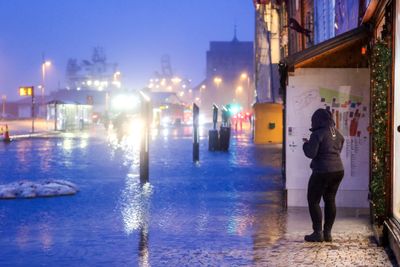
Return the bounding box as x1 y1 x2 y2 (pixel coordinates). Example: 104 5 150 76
310 108 335 131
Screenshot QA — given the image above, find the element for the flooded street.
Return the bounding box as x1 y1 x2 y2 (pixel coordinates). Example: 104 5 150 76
0 126 286 266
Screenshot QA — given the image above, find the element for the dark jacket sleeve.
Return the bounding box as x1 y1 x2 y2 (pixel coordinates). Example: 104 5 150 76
303 132 321 159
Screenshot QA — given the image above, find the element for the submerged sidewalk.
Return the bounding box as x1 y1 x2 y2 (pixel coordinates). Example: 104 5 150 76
145 207 396 266
0 126 397 266
254 207 396 266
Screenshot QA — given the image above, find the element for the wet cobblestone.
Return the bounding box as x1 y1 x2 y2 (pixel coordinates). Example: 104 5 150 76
131 222 395 266
256 231 393 266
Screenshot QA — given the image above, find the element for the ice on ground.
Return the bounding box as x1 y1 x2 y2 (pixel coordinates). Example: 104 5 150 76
0 180 78 199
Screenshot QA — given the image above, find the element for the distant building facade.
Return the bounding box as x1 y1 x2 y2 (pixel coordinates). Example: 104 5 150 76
201 32 254 112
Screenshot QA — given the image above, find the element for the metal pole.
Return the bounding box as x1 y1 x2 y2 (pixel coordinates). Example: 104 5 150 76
140 91 150 184
41 54 46 118
31 87 35 133
193 103 200 162
54 102 58 131
2 95 6 118
212 104 218 130
247 77 251 111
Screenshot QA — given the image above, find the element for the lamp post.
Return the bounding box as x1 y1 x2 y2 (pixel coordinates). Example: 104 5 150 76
139 91 151 184
213 77 222 107
41 57 51 117
199 84 206 106
241 72 251 111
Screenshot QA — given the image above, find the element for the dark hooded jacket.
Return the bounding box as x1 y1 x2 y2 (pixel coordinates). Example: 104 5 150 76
303 109 344 173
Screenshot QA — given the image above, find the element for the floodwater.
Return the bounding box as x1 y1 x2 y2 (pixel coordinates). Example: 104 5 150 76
0 125 285 266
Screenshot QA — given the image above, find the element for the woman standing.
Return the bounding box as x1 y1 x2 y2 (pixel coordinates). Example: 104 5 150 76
303 108 344 242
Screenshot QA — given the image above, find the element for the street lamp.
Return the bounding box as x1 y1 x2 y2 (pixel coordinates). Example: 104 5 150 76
41 59 51 117
1 95 6 118
236 86 243 94
213 77 222 88
199 84 206 106
240 72 251 111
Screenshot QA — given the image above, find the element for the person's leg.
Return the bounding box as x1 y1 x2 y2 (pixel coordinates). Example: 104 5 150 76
322 170 344 241
305 172 325 242
307 172 325 231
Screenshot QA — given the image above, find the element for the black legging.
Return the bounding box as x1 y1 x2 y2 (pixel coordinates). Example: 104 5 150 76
307 171 344 232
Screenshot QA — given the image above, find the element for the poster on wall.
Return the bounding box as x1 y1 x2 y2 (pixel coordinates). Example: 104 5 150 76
286 68 370 207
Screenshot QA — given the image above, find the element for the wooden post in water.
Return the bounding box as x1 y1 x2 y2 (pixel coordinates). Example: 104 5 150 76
140 91 151 184
193 103 200 162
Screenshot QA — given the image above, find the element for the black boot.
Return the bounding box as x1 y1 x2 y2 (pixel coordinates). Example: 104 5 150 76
304 231 323 242
323 231 332 242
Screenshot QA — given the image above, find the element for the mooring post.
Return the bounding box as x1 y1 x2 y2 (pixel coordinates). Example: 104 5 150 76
212 104 218 130
193 103 200 162
31 87 35 133
140 91 151 184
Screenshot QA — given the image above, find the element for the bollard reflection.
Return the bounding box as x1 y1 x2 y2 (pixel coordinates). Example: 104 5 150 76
138 224 150 267
119 172 152 266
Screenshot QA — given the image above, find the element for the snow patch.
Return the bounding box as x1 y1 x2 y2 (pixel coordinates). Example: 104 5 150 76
0 180 78 199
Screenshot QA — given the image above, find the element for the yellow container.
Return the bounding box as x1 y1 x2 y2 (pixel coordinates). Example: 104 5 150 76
253 103 283 144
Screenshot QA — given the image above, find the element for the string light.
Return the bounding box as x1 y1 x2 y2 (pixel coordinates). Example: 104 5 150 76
370 41 391 225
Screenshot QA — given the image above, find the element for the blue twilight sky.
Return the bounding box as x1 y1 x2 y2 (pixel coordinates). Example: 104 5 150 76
0 0 254 100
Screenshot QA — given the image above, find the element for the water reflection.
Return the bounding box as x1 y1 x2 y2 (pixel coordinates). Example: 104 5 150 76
253 191 287 263
227 207 255 236
62 139 73 150
38 222 53 251
138 225 150 267
16 140 33 172
16 225 30 250
38 140 52 171
79 139 88 149
120 175 152 232
119 173 152 266
162 128 169 140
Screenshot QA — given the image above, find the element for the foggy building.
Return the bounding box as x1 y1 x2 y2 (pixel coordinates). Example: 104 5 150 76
202 31 254 111
66 47 121 91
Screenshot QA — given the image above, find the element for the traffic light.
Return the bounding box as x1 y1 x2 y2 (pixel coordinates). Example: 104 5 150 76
227 103 242 115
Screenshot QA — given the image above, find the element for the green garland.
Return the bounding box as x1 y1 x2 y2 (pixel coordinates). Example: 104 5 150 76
370 41 391 225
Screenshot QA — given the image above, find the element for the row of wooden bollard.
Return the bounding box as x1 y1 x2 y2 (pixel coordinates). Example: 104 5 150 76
139 101 229 183
208 105 231 152
139 97 201 184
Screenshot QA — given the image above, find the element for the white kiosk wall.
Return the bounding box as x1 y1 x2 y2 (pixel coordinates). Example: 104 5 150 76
286 68 370 207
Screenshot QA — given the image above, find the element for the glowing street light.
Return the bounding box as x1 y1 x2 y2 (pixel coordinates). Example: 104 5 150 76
213 77 222 87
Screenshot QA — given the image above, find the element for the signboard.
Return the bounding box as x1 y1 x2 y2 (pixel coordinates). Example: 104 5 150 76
19 86 34 96
286 68 370 208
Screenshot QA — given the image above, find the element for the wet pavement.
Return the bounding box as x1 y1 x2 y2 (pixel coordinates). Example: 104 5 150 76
0 124 396 266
